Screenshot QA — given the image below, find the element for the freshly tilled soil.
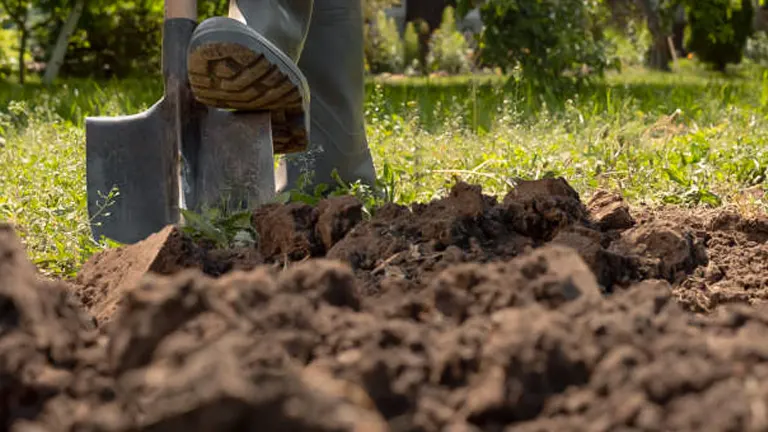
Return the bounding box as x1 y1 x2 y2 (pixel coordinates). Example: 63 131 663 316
4 178 768 431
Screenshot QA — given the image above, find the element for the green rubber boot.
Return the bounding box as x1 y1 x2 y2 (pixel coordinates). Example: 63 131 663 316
275 0 377 194
187 0 313 155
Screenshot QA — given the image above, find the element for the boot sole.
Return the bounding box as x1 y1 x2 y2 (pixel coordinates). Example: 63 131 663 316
187 20 310 154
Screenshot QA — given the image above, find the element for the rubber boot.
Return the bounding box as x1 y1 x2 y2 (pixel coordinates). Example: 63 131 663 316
187 0 313 154
275 0 377 194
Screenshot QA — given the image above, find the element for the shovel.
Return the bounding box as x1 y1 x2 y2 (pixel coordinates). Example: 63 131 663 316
85 0 276 245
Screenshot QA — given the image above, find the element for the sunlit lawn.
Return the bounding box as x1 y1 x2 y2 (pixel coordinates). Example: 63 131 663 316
1 60 767 277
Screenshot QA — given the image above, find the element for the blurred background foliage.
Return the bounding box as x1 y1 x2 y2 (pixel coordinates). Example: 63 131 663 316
0 0 768 85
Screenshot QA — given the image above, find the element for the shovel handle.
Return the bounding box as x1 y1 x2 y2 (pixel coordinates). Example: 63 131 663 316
161 0 199 222
166 0 197 20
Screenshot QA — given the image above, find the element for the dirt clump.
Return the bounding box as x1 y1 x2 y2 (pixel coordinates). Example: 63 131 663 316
510 280 768 432
253 202 321 260
6 178 768 431
424 245 602 324
676 209 768 312
251 196 365 263
551 225 641 291
202 246 263 276
587 189 636 231
74 226 202 324
74 265 387 432
316 196 365 251
0 224 103 430
502 177 592 242
608 219 708 283
327 180 599 296
74 226 263 325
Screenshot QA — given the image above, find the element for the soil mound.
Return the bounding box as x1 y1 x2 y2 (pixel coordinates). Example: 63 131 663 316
4 178 768 431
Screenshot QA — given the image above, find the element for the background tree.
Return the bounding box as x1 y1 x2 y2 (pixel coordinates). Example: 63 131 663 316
0 0 410 82
366 8 404 74
0 0 55 83
41 0 86 84
686 0 754 71
457 0 612 85
37 0 228 80
671 4 686 56
406 0 452 66
406 0 453 30
426 6 471 74
634 0 673 71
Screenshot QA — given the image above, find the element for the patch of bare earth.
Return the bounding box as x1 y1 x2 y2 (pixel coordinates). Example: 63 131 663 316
4 179 768 431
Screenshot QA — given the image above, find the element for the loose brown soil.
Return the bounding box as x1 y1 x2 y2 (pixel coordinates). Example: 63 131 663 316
4 178 768 431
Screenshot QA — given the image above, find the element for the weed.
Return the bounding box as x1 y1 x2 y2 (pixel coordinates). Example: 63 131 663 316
180 208 257 249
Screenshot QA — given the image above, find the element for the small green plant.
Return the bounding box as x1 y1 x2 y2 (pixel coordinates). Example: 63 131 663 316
365 10 405 74
661 136 723 207
426 7 472 75
325 170 391 218
180 207 257 249
278 169 389 219
275 171 333 206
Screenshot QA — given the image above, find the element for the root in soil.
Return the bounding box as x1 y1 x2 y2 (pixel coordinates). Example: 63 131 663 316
4 178 768 431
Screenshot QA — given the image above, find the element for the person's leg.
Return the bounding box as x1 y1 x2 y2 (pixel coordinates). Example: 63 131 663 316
275 0 377 194
186 0 314 154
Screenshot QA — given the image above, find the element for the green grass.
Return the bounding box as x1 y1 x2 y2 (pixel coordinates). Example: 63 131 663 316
1 60 767 278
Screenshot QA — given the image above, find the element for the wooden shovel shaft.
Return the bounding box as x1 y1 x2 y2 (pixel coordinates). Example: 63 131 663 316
166 0 197 19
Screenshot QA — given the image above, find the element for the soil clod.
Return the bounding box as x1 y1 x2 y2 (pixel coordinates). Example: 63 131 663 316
587 189 635 231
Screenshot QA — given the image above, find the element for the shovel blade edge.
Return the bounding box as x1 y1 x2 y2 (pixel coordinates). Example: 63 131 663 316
86 102 179 245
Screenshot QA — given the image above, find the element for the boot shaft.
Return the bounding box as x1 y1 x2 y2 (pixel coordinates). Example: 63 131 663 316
228 0 313 60
278 0 377 193
298 0 366 153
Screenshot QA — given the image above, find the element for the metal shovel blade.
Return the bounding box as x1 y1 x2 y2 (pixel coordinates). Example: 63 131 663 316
195 110 275 212
86 10 196 245
86 99 179 244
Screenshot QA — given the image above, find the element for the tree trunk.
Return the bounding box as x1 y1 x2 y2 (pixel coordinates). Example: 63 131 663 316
18 27 27 84
43 0 87 85
671 4 687 56
9 3 31 85
405 0 453 71
405 0 453 31
635 0 671 71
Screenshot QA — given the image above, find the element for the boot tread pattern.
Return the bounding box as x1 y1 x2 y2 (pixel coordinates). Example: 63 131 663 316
188 41 307 154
